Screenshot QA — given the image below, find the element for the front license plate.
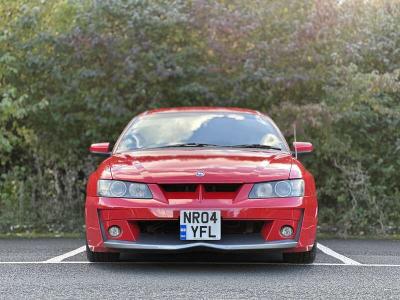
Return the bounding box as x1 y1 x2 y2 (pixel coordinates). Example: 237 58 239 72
180 210 221 241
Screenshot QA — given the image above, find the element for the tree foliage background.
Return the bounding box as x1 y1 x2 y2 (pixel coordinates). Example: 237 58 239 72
1 0 399 236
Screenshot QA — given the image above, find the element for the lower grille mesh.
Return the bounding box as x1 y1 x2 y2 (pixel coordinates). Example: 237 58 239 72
137 220 264 235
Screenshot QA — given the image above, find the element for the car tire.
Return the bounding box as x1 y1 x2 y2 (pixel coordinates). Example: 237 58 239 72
282 242 317 264
86 243 120 262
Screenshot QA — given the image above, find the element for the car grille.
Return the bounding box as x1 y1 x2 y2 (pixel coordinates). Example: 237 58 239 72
137 220 265 236
204 184 241 193
159 183 242 200
161 184 197 193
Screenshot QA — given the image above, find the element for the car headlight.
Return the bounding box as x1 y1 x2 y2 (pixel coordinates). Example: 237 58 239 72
249 179 304 198
97 180 153 199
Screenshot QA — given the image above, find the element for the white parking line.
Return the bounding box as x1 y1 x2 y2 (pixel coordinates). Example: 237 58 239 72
44 245 86 263
0 261 399 267
317 243 361 265
0 242 365 265
0 261 90 264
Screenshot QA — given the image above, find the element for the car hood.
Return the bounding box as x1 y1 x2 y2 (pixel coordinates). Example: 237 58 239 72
106 149 293 184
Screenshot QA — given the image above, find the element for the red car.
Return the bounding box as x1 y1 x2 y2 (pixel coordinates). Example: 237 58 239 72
85 107 317 263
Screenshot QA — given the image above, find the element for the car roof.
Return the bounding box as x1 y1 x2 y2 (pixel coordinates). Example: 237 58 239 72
143 107 262 116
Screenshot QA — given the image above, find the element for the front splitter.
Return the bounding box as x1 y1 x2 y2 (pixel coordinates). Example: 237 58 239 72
104 234 297 251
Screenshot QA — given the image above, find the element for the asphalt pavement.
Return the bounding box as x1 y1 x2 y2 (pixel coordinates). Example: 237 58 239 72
0 238 400 299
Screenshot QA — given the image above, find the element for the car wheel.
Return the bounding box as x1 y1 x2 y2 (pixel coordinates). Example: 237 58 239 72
282 242 317 264
86 243 120 262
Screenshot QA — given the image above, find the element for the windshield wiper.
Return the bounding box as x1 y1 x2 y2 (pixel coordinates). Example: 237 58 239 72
144 143 281 151
227 144 282 151
147 143 220 149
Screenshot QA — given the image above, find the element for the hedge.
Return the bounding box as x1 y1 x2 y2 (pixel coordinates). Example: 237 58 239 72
1 0 399 236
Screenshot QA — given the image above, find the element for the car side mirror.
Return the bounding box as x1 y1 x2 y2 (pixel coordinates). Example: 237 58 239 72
89 142 111 157
292 142 313 157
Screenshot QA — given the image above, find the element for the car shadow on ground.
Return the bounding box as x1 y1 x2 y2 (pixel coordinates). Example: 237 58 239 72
118 251 283 264
87 252 314 275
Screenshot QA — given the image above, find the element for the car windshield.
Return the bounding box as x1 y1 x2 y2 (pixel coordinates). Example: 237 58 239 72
115 112 288 152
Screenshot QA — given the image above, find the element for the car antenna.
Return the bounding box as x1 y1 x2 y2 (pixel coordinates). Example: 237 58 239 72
293 123 297 159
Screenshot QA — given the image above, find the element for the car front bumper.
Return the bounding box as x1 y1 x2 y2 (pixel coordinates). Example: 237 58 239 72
85 195 317 253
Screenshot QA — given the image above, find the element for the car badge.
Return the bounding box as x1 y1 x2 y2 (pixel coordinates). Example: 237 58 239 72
196 170 205 177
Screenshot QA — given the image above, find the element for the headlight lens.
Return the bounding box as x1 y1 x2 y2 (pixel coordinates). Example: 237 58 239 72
98 180 152 199
109 181 127 197
274 181 292 197
249 179 304 198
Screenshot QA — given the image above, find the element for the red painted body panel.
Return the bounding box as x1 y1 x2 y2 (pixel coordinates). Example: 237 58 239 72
85 107 318 254
104 150 293 184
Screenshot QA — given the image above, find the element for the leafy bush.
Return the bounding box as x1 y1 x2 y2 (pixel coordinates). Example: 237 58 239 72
1 0 399 236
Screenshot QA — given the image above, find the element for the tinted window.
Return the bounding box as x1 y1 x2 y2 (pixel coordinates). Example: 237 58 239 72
116 112 287 152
